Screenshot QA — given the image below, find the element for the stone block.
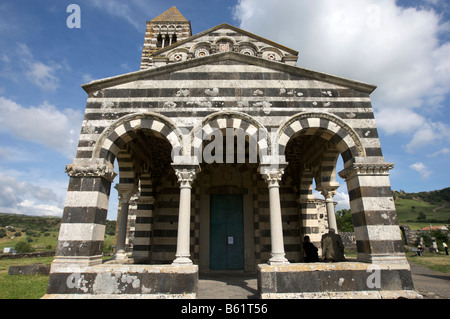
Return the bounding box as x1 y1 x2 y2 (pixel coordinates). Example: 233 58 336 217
8 264 50 275
257 262 418 298
46 264 198 298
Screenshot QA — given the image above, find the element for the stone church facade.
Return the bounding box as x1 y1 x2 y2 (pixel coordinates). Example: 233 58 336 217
46 7 420 298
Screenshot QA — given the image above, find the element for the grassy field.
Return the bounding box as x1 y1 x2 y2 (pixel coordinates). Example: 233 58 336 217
395 198 450 229
406 252 450 273
0 256 53 299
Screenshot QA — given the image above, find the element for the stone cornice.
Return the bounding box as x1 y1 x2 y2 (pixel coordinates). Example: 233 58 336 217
338 163 394 181
82 51 376 94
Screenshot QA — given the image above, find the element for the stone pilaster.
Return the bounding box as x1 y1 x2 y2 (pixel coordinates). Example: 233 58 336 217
54 159 117 266
339 160 406 264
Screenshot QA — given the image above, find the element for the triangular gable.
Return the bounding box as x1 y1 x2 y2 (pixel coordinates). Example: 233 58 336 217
150 23 299 59
82 51 376 94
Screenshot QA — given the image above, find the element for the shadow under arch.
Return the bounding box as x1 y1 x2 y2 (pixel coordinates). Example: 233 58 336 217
276 111 366 166
92 112 186 164
189 110 271 163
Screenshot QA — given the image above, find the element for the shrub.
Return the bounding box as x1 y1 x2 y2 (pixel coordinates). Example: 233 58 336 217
15 241 35 253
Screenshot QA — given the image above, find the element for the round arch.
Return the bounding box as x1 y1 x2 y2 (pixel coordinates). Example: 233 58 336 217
276 112 366 166
93 112 185 164
189 110 270 163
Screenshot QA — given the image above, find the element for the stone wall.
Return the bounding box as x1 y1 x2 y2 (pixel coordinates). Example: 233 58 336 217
339 232 356 248
0 251 54 260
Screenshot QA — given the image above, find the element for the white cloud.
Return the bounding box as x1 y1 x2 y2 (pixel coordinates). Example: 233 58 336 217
375 108 450 152
17 43 63 91
405 121 450 153
375 108 425 135
0 96 82 158
233 0 450 151
410 162 432 179
428 147 450 157
0 172 63 216
88 0 153 30
334 191 350 212
82 73 94 83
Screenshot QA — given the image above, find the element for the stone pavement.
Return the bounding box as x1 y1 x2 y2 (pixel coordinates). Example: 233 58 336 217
197 262 450 299
197 273 258 299
409 262 450 299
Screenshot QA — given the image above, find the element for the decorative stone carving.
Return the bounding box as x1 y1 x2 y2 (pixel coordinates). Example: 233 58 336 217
260 168 284 187
115 184 139 204
65 163 117 182
240 48 255 56
205 87 219 96
338 163 394 181
195 48 209 58
174 168 197 188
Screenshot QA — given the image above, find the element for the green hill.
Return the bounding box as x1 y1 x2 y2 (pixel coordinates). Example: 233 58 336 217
0 213 116 253
393 187 450 229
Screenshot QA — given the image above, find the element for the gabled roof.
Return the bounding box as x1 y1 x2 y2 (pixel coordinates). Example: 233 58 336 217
151 6 188 22
82 51 376 94
150 23 299 57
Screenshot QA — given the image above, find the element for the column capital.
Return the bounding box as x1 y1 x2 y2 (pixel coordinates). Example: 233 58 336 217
115 184 138 203
338 162 394 181
260 167 284 187
316 182 340 200
174 168 198 188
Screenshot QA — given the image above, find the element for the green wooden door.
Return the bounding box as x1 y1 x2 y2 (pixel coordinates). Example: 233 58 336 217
210 194 244 270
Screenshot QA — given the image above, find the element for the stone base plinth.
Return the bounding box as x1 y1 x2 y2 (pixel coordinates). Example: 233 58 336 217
258 262 422 299
44 263 198 298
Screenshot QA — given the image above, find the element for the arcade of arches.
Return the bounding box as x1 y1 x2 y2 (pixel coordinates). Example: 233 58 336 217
45 6 419 299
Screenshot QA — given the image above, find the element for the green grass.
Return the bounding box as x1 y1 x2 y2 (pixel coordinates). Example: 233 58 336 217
406 252 450 273
395 198 450 227
0 257 53 299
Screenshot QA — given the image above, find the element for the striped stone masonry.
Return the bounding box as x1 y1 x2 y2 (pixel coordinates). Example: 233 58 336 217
56 159 117 265
339 160 405 264
47 10 416 298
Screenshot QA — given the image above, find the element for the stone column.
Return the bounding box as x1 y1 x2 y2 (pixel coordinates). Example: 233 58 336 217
172 167 198 265
318 183 339 233
114 184 138 261
260 166 289 265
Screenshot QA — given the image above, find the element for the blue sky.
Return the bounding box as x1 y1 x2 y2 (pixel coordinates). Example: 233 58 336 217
0 0 449 218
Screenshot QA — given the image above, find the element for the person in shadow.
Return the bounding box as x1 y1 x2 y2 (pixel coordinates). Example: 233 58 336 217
321 228 345 262
303 235 319 262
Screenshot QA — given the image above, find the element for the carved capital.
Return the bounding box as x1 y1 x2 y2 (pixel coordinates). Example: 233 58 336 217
316 182 340 200
174 168 197 188
65 162 117 182
260 168 284 187
115 184 138 203
338 163 394 181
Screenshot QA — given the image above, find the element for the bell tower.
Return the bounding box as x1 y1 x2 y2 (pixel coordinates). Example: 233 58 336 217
140 6 192 69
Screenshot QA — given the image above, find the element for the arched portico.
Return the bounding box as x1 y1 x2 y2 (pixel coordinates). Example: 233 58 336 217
276 111 406 264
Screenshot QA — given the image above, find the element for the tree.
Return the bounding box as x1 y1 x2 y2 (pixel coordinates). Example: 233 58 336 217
336 209 354 232
417 212 427 221
15 241 35 253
